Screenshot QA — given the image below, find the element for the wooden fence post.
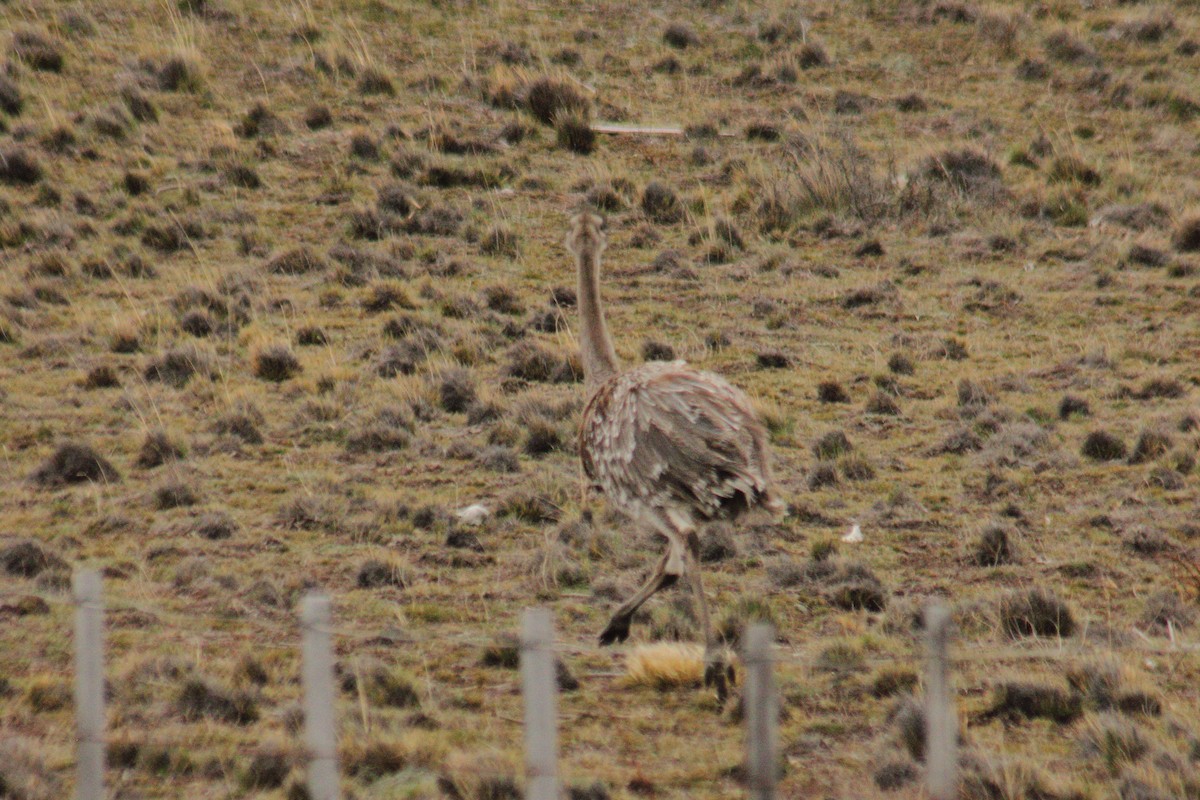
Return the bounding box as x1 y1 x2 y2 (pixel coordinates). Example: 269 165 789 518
744 623 778 800
520 608 559 800
924 603 956 800
74 569 106 800
301 592 341 800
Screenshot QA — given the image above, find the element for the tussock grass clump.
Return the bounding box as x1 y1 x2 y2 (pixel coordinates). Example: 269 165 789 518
213 406 264 444
192 511 238 541
1082 430 1127 461
817 381 850 403
480 225 521 257
136 430 185 468
240 745 292 790
32 442 120 487
305 104 333 129
120 86 157 122
177 677 259 725
504 342 579 384
266 246 327 275
1138 590 1194 633
981 681 1083 724
1173 215 1200 253
83 365 120 389
0 147 42 185
439 369 477 413
1128 429 1171 464
865 391 901 416
0 540 67 578
154 480 199 510
1059 395 1090 419
0 75 23 116
1044 29 1100 65
556 111 596 155
756 349 790 369
662 23 699 49
999 588 1076 638
813 430 852 460
915 148 1003 199
972 523 1016 566
11 29 65 72
357 67 395 96
1078 714 1152 773
356 559 408 589
253 345 302 382
624 642 704 689
641 340 675 362
641 181 684 224
525 77 589 126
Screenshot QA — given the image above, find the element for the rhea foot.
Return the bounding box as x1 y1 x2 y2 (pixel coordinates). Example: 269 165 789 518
598 616 631 646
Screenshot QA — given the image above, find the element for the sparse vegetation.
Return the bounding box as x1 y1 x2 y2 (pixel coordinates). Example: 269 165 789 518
2 1 1198 796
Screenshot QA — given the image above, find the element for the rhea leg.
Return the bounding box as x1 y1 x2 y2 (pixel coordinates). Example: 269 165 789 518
598 546 682 645
683 531 734 701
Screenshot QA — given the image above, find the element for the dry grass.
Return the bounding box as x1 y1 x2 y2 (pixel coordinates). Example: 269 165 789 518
1 0 1200 797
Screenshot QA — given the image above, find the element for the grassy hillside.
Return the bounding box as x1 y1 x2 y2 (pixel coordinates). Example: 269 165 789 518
2 0 1200 797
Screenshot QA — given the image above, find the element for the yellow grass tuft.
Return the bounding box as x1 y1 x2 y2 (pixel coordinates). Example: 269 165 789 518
623 642 705 689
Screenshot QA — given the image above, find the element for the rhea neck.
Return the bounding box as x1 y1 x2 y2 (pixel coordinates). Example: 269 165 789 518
575 240 619 390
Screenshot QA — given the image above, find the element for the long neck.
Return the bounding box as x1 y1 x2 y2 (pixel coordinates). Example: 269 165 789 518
576 243 619 389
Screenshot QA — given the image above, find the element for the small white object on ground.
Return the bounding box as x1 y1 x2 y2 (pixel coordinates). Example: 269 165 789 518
455 504 490 526
842 523 863 543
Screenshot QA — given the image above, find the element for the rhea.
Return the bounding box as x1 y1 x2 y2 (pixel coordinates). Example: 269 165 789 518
567 212 782 698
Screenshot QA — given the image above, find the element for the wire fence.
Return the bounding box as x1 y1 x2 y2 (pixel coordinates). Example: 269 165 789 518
4 568 1199 799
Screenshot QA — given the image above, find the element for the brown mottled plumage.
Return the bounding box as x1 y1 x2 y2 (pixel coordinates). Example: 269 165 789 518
566 211 782 699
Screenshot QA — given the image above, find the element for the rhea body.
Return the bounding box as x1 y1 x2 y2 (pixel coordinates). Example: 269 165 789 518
567 212 781 696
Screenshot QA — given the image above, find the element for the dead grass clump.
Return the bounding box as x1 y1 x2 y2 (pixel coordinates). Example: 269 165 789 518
0 540 67 578
1138 590 1194 633
137 431 185 468
1128 429 1172 465
526 77 589 126
504 342 579 384
177 677 259 725
981 682 1083 724
624 642 704 689
873 758 917 791
817 381 850 403
1044 30 1100 65
807 462 838 489
0 75 21 116
253 345 302 382
641 181 684 224
154 479 199 510
213 407 264 445
349 130 379 160
346 417 412 453
192 512 237 541
871 667 918 699
973 523 1017 566
481 225 521 257
32 442 120 487
362 282 416 313
914 148 1003 200
305 104 333 129
865 391 901 416
662 23 699 49
1082 430 1127 461
556 111 596 155
439 369 477 413
641 340 675 362
0 147 43 185
758 134 892 228
1131 377 1186 400
1172 215 1200 253
11 29 64 72
1059 395 1090 419
524 420 562 456
357 67 395 96
266 246 327 275
813 430 852 460
83 365 120 389
999 588 1075 638
1079 714 1152 773
235 103 286 138
756 349 790 369
240 745 292 791
478 446 520 473
356 559 408 589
